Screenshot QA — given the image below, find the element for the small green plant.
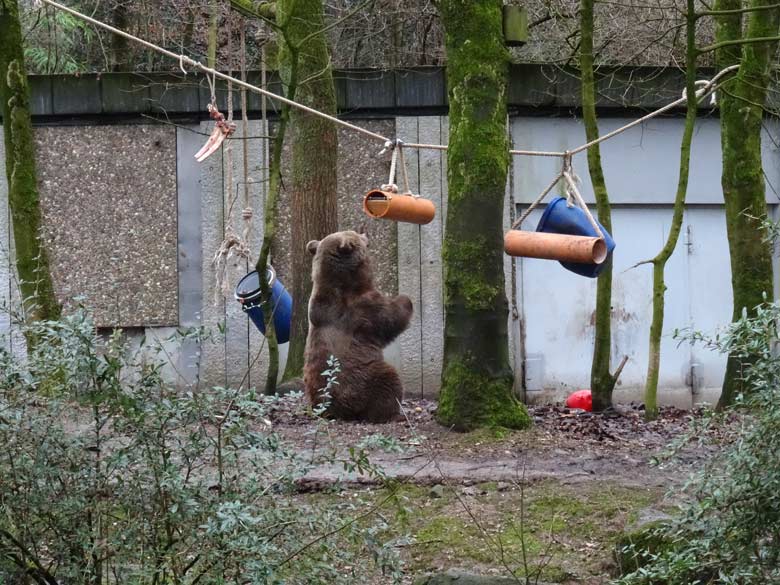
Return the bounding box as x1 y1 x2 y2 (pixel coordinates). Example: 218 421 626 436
617 300 780 584
0 309 403 584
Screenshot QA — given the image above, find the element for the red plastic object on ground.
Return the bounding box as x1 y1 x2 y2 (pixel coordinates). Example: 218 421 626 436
566 389 592 411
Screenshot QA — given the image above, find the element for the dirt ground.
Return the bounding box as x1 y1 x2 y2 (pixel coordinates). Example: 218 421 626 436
265 397 733 584
269 398 727 487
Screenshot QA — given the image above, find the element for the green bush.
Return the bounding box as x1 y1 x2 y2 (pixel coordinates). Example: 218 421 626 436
0 310 402 584
616 301 780 585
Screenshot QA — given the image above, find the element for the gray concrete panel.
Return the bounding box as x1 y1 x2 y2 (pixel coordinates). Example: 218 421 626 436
395 69 446 108
101 73 152 114
0 127 26 360
50 75 101 115
149 74 202 114
396 117 424 398
511 116 780 206
176 125 205 386
27 76 53 116
418 117 445 397
198 121 228 389
341 70 395 110
221 122 273 389
221 139 253 389
241 121 273 391
504 123 523 396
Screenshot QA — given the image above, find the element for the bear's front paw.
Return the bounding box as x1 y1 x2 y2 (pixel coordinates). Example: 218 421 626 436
397 295 413 315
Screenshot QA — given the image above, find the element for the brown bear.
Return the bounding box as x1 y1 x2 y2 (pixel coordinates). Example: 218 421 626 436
303 230 413 423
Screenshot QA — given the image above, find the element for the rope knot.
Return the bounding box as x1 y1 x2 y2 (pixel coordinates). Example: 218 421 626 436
381 183 399 193
682 79 717 106
379 140 394 156
242 207 253 220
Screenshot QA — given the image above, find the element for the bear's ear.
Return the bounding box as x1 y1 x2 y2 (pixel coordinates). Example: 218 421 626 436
306 240 320 255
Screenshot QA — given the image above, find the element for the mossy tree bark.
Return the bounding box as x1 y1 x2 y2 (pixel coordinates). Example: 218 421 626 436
277 0 338 383
643 0 698 421
580 0 619 412
254 72 293 395
229 0 338 392
436 0 530 432
0 0 61 326
714 0 779 409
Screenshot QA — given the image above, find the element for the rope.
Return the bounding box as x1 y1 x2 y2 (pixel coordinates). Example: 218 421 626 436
40 0 739 164
39 0 391 143
212 13 252 303
568 64 738 156
381 140 414 195
563 171 604 240
240 24 253 248
382 141 399 192
511 154 604 239
397 144 412 195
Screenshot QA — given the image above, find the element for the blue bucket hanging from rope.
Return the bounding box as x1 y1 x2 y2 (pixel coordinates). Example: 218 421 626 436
504 161 616 277
234 267 292 343
536 196 615 278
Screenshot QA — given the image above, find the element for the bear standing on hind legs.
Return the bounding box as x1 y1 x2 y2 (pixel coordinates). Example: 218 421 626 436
303 231 413 423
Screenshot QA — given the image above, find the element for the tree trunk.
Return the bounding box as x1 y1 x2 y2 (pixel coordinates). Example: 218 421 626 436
716 0 779 409
278 0 339 382
436 0 530 432
644 0 698 420
254 84 293 395
580 0 617 412
0 0 61 325
207 0 220 68
110 3 130 71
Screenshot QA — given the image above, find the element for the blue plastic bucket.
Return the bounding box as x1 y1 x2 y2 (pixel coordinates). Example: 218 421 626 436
536 196 616 278
234 267 292 343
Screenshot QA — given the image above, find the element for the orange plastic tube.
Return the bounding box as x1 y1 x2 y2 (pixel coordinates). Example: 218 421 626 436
362 190 436 225
504 230 607 264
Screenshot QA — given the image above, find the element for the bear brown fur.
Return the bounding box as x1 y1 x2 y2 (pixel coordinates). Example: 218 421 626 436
303 230 413 423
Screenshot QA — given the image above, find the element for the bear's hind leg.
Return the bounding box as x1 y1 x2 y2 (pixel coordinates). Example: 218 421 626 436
361 363 404 423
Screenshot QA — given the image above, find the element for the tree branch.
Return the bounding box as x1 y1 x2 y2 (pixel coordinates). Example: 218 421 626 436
699 34 780 54
696 2 780 17
229 1 277 24
294 0 376 50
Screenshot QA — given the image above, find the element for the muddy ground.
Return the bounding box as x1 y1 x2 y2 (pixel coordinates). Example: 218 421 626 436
265 398 733 584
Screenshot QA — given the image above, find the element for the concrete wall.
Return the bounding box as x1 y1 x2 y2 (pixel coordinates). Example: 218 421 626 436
2 66 779 406
511 116 780 407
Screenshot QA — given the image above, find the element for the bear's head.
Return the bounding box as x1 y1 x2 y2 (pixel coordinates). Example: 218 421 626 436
307 230 373 290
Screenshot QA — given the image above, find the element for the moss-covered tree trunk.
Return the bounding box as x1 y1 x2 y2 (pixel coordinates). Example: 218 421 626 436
255 76 293 395
278 0 338 383
436 0 530 432
644 0 698 420
715 0 779 409
0 0 60 325
580 0 618 412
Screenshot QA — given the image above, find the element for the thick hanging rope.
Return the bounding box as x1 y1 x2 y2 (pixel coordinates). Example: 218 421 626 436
212 13 252 303
38 0 741 165
240 25 253 250
511 154 603 239
380 140 414 195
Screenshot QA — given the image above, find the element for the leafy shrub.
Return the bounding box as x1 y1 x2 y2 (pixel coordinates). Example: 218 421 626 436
616 301 780 585
0 309 403 584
